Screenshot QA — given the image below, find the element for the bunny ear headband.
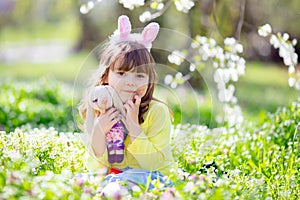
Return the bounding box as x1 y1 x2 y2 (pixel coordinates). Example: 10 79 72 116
109 15 160 51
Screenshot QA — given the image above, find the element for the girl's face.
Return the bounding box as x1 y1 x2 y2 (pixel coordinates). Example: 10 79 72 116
108 69 149 103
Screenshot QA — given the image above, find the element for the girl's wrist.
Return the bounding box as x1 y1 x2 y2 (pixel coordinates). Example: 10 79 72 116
129 124 142 141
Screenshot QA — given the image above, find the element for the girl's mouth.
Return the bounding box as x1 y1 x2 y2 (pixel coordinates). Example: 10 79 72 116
123 90 136 94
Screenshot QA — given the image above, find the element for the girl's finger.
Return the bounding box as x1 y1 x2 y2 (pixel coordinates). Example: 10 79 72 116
123 103 130 112
134 95 141 106
110 116 122 126
106 107 118 116
109 110 121 121
126 99 134 107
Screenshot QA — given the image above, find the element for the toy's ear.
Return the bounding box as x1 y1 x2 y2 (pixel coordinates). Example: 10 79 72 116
118 15 131 40
142 22 159 45
81 102 95 156
84 103 95 136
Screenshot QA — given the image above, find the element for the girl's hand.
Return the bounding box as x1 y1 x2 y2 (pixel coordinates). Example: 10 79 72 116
94 100 122 135
90 100 122 157
123 95 142 141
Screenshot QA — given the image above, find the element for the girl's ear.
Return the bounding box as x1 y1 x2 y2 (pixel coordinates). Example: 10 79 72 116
118 15 131 40
142 22 159 45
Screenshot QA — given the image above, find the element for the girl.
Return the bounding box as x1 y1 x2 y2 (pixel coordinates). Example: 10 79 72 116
78 15 176 193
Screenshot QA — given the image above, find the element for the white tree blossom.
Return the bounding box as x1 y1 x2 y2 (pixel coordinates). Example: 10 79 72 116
174 0 195 13
258 24 272 37
168 50 186 65
259 24 300 90
139 11 152 23
166 36 246 127
119 0 145 10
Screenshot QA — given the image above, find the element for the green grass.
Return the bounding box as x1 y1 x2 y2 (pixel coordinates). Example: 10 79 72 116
236 61 299 123
0 16 80 43
0 51 96 83
0 99 299 199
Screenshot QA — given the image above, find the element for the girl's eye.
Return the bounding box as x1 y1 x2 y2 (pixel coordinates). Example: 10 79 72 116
137 74 146 78
117 72 125 76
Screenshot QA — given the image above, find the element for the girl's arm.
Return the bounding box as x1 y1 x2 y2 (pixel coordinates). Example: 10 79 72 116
83 107 122 171
90 119 107 157
127 102 174 172
89 108 121 156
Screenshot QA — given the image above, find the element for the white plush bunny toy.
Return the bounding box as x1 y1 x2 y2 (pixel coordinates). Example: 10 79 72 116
85 85 127 164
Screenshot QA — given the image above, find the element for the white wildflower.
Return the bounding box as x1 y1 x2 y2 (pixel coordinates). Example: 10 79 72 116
184 181 195 192
101 182 123 198
7 150 22 161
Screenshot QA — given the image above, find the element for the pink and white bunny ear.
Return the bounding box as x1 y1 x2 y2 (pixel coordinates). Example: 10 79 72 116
118 15 131 40
110 15 159 51
141 22 160 46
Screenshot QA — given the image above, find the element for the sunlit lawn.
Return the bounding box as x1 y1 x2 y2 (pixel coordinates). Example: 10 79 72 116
0 51 95 83
236 61 299 123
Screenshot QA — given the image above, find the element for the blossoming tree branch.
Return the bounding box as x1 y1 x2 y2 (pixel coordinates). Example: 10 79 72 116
79 0 299 127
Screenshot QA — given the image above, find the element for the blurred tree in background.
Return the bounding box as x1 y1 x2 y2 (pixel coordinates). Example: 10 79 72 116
1 0 299 61
0 0 299 128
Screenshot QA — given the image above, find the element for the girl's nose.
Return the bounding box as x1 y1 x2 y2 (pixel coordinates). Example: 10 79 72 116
125 77 136 86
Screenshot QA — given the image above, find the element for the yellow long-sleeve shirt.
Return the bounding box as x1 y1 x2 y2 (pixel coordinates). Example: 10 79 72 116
84 100 176 176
